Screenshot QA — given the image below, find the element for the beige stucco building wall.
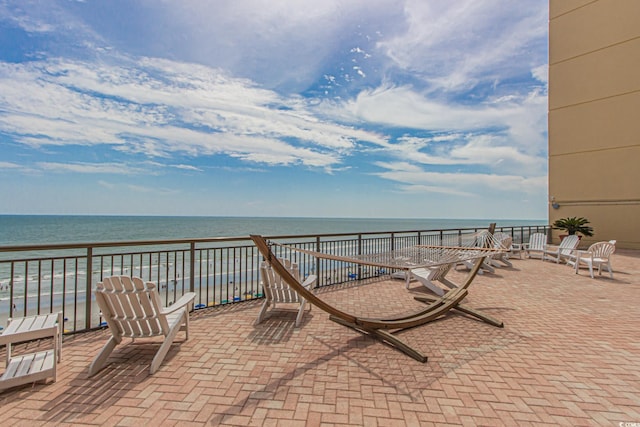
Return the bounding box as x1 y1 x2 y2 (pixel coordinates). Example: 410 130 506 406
549 0 640 249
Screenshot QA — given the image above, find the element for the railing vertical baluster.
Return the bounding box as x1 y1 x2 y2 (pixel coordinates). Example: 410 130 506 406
86 246 93 331
189 242 195 293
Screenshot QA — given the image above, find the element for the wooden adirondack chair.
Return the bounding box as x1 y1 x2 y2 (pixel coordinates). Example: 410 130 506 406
543 234 580 264
89 276 195 376
393 263 456 296
256 259 317 327
523 232 547 259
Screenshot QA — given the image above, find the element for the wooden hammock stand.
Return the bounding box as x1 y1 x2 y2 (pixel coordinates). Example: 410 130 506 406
250 224 503 363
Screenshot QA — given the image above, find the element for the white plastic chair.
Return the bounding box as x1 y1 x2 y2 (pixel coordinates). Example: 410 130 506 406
89 276 195 376
256 259 317 327
570 241 616 278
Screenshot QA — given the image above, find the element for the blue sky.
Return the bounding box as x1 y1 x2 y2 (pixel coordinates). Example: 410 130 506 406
0 0 548 219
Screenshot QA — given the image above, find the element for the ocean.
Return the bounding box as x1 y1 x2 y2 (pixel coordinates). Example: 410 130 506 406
0 215 547 246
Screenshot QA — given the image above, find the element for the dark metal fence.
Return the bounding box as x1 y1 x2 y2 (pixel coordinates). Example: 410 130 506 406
0 224 549 334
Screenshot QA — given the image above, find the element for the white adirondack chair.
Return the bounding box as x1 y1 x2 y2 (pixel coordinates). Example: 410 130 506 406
489 233 515 268
256 259 317 327
393 262 456 296
523 232 547 259
89 276 195 376
569 241 616 278
543 234 580 264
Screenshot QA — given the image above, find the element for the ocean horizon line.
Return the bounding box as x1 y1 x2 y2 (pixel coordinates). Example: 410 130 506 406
0 213 548 222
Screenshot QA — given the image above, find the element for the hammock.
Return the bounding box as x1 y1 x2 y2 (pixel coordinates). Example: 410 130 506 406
251 224 504 363
269 229 507 272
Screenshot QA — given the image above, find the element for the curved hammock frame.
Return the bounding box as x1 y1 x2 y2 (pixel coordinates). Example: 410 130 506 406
251 224 504 362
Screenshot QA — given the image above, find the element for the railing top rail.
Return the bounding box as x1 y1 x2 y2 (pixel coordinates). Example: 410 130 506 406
0 225 550 253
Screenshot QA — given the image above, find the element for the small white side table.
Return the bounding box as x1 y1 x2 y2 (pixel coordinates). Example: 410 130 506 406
0 312 62 392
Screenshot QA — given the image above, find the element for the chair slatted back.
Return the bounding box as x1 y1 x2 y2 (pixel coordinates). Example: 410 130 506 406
528 233 546 250
558 235 580 255
587 241 616 259
96 276 168 339
430 263 453 281
261 259 303 304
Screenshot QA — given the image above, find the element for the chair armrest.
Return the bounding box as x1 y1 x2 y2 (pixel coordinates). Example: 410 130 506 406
301 275 317 290
163 292 196 314
575 250 591 261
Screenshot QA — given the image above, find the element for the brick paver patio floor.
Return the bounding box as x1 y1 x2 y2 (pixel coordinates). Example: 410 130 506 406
1 249 639 426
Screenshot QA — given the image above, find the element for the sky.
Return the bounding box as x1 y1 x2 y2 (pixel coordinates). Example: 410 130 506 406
0 0 549 220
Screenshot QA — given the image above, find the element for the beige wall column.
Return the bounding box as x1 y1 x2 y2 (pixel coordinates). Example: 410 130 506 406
549 0 640 249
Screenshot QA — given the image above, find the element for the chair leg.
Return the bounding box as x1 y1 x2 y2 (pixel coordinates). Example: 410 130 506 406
150 316 185 375
295 300 307 327
588 263 594 279
88 336 119 377
255 300 271 325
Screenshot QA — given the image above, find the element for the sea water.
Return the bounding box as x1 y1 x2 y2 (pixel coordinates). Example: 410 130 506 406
0 215 546 246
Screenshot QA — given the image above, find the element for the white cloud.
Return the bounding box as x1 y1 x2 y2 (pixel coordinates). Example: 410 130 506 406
378 0 548 93
37 162 137 175
374 160 547 197
0 58 387 170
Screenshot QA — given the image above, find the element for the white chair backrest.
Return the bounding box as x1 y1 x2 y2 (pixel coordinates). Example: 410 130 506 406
261 259 303 304
528 233 546 249
587 241 616 259
492 232 512 250
558 235 580 254
97 276 168 338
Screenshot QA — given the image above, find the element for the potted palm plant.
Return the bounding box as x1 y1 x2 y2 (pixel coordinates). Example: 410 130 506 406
552 217 594 239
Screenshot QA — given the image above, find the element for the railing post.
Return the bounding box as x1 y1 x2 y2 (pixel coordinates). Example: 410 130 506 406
357 234 363 279
85 246 93 330
189 242 196 293
315 236 321 286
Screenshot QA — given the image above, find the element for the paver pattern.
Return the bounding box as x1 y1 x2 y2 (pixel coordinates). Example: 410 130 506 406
1 249 639 426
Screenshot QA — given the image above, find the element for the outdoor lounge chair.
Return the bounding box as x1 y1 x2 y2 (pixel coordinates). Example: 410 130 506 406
542 234 580 264
392 262 456 296
523 232 547 259
256 259 317 327
88 276 195 376
568 241 616 279
455 230 495 274
488 232 515 268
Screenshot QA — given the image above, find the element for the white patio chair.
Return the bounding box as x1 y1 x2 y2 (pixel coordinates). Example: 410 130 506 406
89 276 195 376
489 233 515 268
543 234 580 264
569 241 616 279
393 262 456 296
523 232 547 259
256 259 317 327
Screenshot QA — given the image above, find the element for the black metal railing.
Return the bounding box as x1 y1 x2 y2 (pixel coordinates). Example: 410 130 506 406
0 224 550 334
